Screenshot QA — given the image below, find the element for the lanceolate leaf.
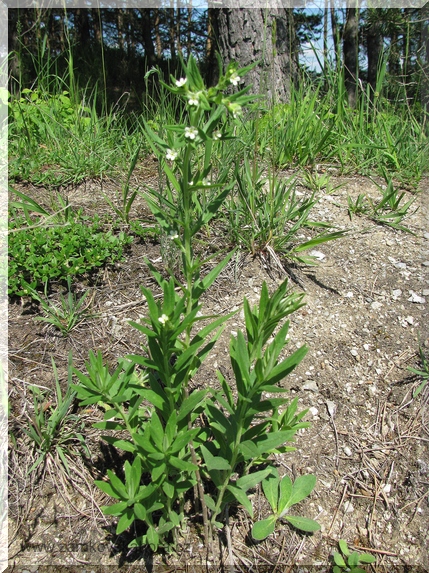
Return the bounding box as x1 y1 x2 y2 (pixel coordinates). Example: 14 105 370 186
251 516 277 541
284 515 321 532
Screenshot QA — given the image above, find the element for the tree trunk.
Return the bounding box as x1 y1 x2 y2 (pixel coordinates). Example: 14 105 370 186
330 3 340 73
343 5 359 107
140 9 156 66
366 10 383 97
212 8 295 104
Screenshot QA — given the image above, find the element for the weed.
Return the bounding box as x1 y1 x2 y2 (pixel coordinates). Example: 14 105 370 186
228 158 345 264
408 343 429 398
8 207 132 297
24 353 88 476
332 539 376 573
347 172 416 233
21 278 94 336
73 56 319 552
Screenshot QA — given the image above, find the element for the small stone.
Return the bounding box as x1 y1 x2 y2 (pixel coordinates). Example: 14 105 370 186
344 501 354 513
309 250 326 261
343 446 352 457
383 483 391 494
405 316 414 325
368 385 377 396
424 232 429 240
309 406 319 417
408 291 426 304
423 289 429 297
422 261 429 267
344 291 354 298
371 301 383 310
394 262 407 269
363 343 371 351
350 348 359 357
303 380 319 392
326 400 337 417
392 289 402 299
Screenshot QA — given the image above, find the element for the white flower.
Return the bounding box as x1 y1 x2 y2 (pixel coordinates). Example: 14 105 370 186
166 148 178 161
188 94 199 107
188 181 194 186
184 126 198 140
158 314 169 325
169 230 179 240
213 130 222 140
230 72 241 86
175 77 187 87
202 177 210 186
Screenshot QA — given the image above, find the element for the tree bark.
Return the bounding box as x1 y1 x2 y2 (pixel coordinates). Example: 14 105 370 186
366 10 383 97
212 8 295 104
343 5 359 107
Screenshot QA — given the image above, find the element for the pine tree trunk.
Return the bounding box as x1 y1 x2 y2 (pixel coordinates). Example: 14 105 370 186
343 6 359 108
213 8 295 104
366 11 383 98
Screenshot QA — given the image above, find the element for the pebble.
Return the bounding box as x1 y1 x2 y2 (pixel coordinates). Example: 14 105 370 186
392 289 402 299
309 250 326 261
343 446 352 457
423 290 429 297
371 301 383 310
408 291 426 304
394 262 407 269
326 400 337 417
350 348 359 357
309 407 319 417
344 501 354 513
424 232 429 240
303 380 319 392
422 261 429 267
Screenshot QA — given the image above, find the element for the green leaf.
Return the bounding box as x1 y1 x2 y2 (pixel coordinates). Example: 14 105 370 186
358 553 376 564
284 515 320 532
251 516 277 541
339 539 350 556
277 475 293 515
200 443 231 471
152 462 166 482
227 484 253 518
204 494 216 512
283 474 316 511
236 468 274 492
95 480 122 499
334 552 347 567
168 456 198 473
146 526 159 551
262 471 279 513
177 389 207 422
102 501 128 516
348 552 360 568
116 508 135 534
133 502 147 521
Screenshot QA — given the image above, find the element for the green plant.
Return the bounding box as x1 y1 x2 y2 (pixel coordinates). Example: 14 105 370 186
347 173 416 232
8 210 132 297
102 143 141 223
228 158 345 264
10 187 76 226
408 343 429 398
21 277 94 336
251 469 320 540
24 353 89 475
72 56 319 552
332 539 376 573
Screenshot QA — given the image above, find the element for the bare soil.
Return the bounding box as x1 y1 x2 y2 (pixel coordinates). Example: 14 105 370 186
7 169 429 573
